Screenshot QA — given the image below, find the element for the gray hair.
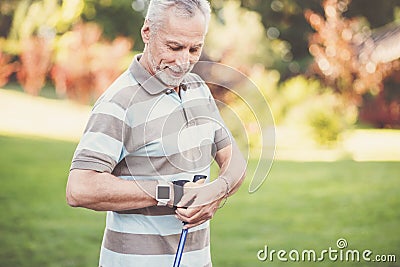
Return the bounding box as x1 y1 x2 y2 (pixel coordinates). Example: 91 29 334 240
145 0 211 32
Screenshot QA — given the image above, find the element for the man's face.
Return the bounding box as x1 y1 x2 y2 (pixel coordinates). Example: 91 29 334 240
143 9 207 88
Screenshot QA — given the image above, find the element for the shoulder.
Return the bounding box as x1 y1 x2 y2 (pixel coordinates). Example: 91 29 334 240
93 70 142 110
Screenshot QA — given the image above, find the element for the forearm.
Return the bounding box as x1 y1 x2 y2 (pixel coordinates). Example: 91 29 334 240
66 169 158 211
216 141 247 197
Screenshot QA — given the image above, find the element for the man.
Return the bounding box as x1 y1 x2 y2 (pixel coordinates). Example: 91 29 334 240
66 0 246 266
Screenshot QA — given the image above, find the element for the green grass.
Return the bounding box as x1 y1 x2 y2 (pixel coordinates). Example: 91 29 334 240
0 134 399 266
0 135 105 267
211 161 400 266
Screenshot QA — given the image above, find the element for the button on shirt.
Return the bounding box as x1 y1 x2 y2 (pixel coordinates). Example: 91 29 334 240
70 54 232 267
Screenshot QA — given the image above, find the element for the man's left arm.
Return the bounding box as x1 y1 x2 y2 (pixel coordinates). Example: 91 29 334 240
214 141 247 197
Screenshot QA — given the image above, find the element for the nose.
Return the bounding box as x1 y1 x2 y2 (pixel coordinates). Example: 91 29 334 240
175 49 190 68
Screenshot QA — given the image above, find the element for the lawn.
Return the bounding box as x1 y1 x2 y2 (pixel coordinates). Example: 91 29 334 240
0 134 399 267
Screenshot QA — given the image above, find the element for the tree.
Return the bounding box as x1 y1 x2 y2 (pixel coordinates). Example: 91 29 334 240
241 0 400 78
51 22 133 103
305 0 400 128
82 0 144 51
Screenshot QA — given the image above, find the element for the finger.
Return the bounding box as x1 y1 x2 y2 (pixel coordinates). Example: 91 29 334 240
174 208 189 222
176 193 197 208
184 204 219 229
183 181 197 188
175 212 189 224
175 210 205 226
176 205 215 226
195 179 206 185
184 179 205 188
183 218 208 229
175 206 200 221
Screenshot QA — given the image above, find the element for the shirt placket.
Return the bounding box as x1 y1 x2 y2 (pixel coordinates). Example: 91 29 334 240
180 88 196 128
167 88 194 128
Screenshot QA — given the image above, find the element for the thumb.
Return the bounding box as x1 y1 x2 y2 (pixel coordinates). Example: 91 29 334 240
195 178 206 185
184 178 206 188
177 179 206 207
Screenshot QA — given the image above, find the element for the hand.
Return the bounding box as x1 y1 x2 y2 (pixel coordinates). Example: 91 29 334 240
174 178 227 229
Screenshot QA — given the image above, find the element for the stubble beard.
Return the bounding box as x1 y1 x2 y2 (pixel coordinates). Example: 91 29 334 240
148 51 194 88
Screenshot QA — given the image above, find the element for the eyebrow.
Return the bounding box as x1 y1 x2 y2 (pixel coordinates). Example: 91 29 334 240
192 43 204 49
166 41 203 48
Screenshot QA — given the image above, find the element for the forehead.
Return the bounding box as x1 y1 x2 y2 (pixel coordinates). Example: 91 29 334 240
157 8 207 45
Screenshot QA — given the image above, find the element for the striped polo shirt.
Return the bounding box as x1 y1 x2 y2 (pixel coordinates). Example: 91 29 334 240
70 54 232 267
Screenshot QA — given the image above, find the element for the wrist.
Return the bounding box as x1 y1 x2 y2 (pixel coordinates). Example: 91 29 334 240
216 177 229 208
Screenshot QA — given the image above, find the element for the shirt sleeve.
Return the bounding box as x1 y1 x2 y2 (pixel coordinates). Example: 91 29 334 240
70 99 126 173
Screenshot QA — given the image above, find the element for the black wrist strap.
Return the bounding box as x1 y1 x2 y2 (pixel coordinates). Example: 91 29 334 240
173 180 188 207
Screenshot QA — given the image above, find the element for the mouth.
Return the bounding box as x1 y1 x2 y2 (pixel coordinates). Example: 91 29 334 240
167 66 187 78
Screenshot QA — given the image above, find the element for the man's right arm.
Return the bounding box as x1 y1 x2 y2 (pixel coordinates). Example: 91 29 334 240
66 169 161 211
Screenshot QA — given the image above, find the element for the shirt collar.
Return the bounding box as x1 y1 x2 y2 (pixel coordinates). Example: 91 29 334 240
129 54 190 95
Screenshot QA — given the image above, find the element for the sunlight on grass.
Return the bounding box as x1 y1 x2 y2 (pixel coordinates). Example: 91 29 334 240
1 88 400 162
0 88 91 142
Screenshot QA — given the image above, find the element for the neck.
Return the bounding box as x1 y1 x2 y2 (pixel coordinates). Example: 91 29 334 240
138 50 155 76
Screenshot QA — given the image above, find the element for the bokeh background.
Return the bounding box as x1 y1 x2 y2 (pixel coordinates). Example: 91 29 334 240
0 0 399 266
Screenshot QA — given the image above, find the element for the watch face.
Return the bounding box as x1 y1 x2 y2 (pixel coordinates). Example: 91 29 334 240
157 185 170 200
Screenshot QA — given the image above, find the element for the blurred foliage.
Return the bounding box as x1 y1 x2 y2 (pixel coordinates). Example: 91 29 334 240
223 65 357 146
205 1 278 69
0 0 85 95
306 0 400 128
0 1 18 38
17 36 52 95
82 0 144 51
219 64 280 151
278 76 357 146
2 0 400 71
241 0 400 79
8 0 83 42
0 0 399 142
0 51 17 87
0 0 132 99
240 0 322 78
1 0 84 39
51 22 133 103
307 0 372 101
253 70 357 145
360 82 400 128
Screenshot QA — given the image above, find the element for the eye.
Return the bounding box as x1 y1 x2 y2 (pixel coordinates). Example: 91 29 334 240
189 47 200 54
168 45 182 51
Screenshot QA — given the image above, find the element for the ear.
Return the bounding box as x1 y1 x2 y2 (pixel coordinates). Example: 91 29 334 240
141 20 151 44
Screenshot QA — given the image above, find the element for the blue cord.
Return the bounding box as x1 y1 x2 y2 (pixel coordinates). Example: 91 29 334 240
173 226 188 267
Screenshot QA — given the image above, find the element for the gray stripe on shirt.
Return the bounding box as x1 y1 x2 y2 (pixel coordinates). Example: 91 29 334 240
103 227 209 255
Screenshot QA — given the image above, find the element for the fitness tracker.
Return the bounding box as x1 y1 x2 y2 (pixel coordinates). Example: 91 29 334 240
156 180 171 206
